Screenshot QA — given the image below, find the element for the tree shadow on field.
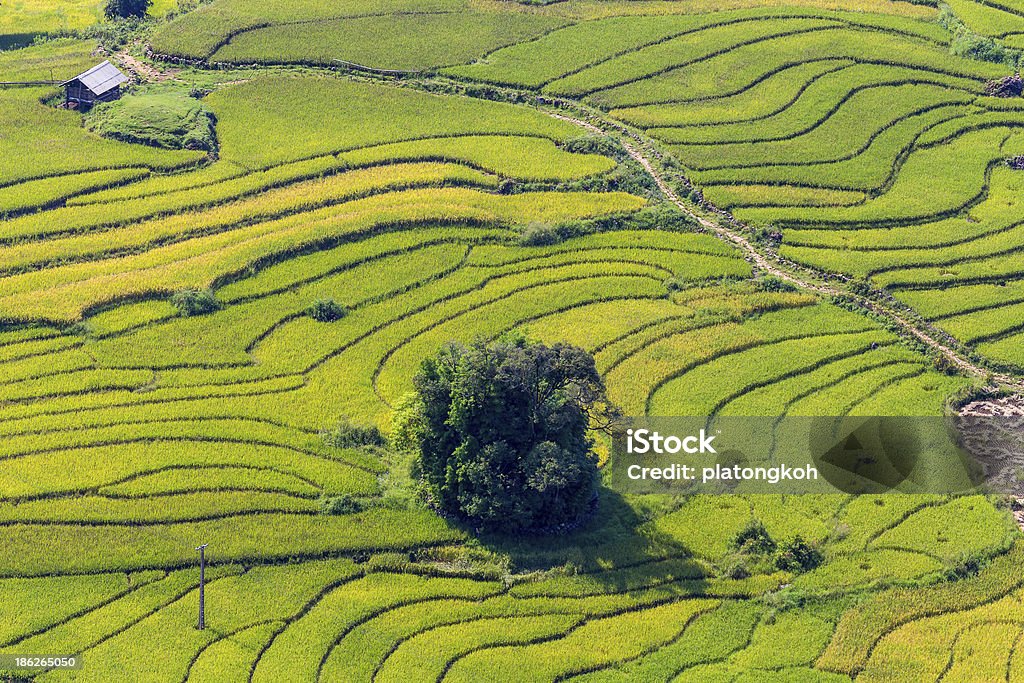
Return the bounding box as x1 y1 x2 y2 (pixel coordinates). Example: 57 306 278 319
0 34 42 51
474 487 708 595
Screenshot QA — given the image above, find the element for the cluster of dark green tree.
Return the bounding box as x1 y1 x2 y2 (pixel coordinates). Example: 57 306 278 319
105 0 151 19
725 520 822 578
399 336 613 534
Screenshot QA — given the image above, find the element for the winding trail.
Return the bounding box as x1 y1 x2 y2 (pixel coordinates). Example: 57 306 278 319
549 111 1024 394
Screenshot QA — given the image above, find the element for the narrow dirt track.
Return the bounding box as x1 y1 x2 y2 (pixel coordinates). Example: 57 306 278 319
115 49 176 82
550 112 1023 393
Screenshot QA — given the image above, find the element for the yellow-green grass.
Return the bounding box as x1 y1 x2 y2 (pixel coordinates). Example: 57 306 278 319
945 0 1024 37
376 614 584 682
444 599 718 682
0 187 645 322
693 105 969 192
206 76 588 169
0 509 460 576
783 165 1024 252
75 134 615 207
584 28 1002 109
571 602 762 682
446 7 931 90
0 168 150 217
210 12 568 71
648 329 893 415
0 567 240 661
0 161 497 261
650 65 978 145
609 59 853 127
445 13 707 88
150 0 469 59
0 571 163 646
873 249 1024 289
665 84 973 171
704 184 865 209
25 559 361 683
0 1 101 42
736 127 1012 227
91 242 468 368
0 490 320 524
547 16 844 98
604 304 872 416
870 495 1015 561
977 330 1024 368
0 39 99 81
779 363 923 416
251 573 501 683
0 89 201 186
717 345 922 416
186 622 281 683
282 271 670 425
857 589 1024 682
815 542 1024 674
791 549 944 593
99 465 322 498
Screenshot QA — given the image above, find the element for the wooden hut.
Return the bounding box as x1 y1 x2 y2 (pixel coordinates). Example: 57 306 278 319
62 61 128 110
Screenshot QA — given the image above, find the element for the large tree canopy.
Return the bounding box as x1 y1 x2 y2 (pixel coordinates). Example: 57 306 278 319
408 337 608 533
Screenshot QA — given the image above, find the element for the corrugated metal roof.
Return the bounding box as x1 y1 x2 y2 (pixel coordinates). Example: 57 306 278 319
63 60 128 95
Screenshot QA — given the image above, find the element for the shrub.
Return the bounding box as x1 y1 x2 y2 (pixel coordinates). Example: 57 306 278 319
561 135 623 160
324 417 387 449
408 336 610 533
105 0 151 19
319 494 363 515
307 298 348 322
170 289 220 316
722 555 751 579
731 519 776 554
518 222 563 246
755 276 797 293
752 226 783 247
775 535 823 572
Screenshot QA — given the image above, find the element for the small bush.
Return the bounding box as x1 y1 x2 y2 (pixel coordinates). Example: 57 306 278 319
731 519 776 555
752 226 783 247
775 535 823 572
171 289 219 316
944 552 988 580
755 275 797 293
722 555 751 579
307 299 348 322
324 417 387 449
848 279 872 297
561 134 624 159
518 222 563 247
319 494 363 515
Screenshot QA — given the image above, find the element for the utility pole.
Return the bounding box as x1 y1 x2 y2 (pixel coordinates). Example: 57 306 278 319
195 544 208 630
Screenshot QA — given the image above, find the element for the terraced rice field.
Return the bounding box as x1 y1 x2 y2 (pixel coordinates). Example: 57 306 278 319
433 4 1024 374
2 0 1024 679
